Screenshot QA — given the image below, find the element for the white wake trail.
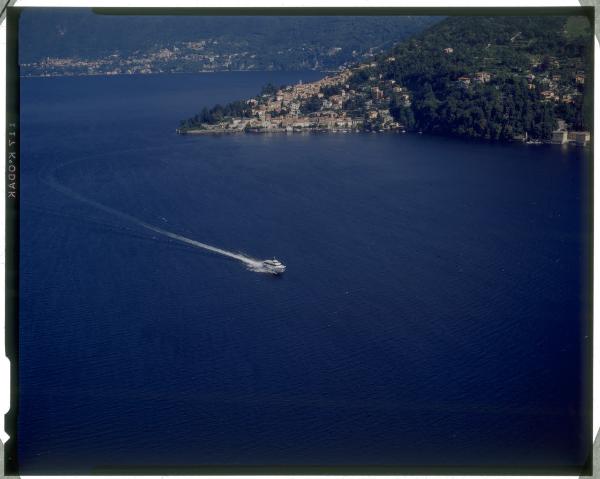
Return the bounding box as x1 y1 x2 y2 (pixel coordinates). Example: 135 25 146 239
44 173 270 273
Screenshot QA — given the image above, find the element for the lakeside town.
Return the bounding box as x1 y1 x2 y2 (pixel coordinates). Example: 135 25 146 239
178 66 396 135
177 49 590 146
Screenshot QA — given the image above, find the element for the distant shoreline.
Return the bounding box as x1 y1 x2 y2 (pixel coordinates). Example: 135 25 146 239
19 69 335 80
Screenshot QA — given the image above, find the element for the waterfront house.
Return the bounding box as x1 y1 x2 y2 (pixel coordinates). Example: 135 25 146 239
568 131 590 146
551 130 568 144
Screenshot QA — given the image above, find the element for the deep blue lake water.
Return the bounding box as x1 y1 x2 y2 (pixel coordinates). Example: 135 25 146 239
18 72 591 473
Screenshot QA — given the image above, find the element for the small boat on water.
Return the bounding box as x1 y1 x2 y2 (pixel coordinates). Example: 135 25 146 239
262 258 286 275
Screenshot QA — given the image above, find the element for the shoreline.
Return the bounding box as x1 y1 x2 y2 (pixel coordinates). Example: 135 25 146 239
177 127 591 147
179 127 361 135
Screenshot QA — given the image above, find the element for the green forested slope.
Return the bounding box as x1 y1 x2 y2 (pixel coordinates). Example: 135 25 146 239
367 15 593 140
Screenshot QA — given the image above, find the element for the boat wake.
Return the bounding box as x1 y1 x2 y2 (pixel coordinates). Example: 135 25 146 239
43 170 285 275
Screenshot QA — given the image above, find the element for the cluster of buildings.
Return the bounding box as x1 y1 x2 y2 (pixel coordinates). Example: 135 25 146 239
447 41 585 108
528 69 584 105
454 66 584 106
550 130 590 146
551 119 590 146
186 66 407 134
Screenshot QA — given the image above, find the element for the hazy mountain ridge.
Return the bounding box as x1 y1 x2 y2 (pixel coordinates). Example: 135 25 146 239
18 10 441 75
